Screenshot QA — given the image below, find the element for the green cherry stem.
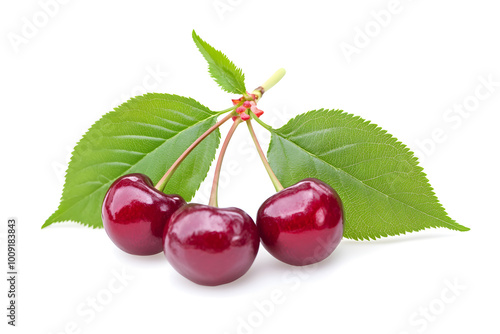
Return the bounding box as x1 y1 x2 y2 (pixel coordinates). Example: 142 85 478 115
208 118 242 207
251 68 286 101
246 119 284 192
155 111 235 192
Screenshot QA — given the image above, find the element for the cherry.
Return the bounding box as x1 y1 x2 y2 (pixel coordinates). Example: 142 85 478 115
163 204 260 286
102 173 186 255
256 178 344 266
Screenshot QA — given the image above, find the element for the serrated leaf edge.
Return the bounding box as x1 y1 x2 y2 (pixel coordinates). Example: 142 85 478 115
43 93 220 229
267 109 469 240
192 30 246 94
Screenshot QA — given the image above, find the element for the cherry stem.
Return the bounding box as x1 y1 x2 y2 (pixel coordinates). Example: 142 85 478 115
209 118 242 207
155 112 235 192
155 69 286 193
246 119 284 192
251 68 286 101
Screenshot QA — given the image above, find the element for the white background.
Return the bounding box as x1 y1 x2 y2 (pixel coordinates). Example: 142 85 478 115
1 0 499 333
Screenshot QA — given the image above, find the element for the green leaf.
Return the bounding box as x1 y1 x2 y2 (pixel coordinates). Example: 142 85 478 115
192 30 246 94
43 93 221 229
267 109 469 240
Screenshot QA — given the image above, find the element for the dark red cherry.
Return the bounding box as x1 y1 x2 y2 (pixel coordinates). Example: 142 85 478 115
257 178 344 266
163 204 259 286
102 173 185 255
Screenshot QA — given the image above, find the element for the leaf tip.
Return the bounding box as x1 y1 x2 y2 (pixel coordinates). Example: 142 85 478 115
42 213 57 229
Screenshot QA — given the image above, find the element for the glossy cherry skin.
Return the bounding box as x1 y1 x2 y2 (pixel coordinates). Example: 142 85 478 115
163 204 260 286
102 173 186 256
257 178 344 266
